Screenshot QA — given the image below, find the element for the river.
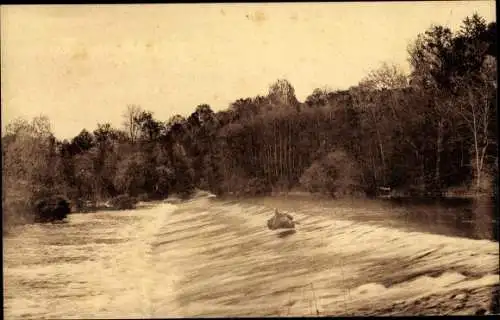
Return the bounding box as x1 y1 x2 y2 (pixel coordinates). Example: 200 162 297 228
3 193 499 318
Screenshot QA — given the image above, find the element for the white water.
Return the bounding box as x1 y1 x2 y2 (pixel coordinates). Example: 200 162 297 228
3 196 499 318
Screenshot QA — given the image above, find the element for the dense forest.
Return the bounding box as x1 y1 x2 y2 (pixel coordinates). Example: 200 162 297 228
2 14 497 226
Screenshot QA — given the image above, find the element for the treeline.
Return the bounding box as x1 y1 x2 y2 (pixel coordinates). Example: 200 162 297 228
2 14 497 225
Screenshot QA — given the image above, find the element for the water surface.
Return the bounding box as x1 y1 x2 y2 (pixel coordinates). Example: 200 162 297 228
3 195 499 318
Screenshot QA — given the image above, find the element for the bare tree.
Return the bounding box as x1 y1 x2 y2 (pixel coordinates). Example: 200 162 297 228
122 104 142 143
456 56 497 192
360 62 409 90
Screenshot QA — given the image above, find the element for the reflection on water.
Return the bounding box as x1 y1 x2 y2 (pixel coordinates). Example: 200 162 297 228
277 229 297 238
381 196 498 242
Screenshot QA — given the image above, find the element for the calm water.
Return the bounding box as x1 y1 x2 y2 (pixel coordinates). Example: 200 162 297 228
3 194 499 318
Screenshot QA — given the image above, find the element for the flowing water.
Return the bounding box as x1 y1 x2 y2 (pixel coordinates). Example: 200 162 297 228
3 193 499 318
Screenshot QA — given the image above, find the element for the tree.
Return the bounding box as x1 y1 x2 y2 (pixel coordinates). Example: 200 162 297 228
165 114 188 144
405 14 497 195
360 62 408 90
300 150 363 197
455 56 497 192
71 129 95 155
94 123 122 144
408 24 454 90
350 83 391 188
4 13 495 215
268 79 300 109
3 116 56 197
304 87 334 107
408 24 460 193
171 141 195 198
113 152 147 196
134 110 162 142
73 147 99 201
122 104 142 143
3 116 62 226
230 98 260 120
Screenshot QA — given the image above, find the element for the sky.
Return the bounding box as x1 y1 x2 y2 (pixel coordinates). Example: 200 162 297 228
1 2 496 140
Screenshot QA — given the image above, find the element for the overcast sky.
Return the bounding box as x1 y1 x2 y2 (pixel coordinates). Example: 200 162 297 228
1 2 496 139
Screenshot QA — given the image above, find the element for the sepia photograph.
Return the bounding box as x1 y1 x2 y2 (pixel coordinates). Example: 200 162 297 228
1 1 498 318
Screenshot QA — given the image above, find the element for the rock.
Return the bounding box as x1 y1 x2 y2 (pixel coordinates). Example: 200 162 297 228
267 209 295 230
455 293 467 300
475 308 487 315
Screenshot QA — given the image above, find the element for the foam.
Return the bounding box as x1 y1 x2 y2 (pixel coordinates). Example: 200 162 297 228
4 197 499 318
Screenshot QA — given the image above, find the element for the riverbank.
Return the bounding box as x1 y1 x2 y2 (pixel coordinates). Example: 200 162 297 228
267 187 494 201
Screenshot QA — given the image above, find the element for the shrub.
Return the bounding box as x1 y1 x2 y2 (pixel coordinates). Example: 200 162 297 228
300 150 364 198
32 195 71 223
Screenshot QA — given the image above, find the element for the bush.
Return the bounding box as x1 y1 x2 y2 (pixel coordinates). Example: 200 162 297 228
32 195 71 223
300 150 365 198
